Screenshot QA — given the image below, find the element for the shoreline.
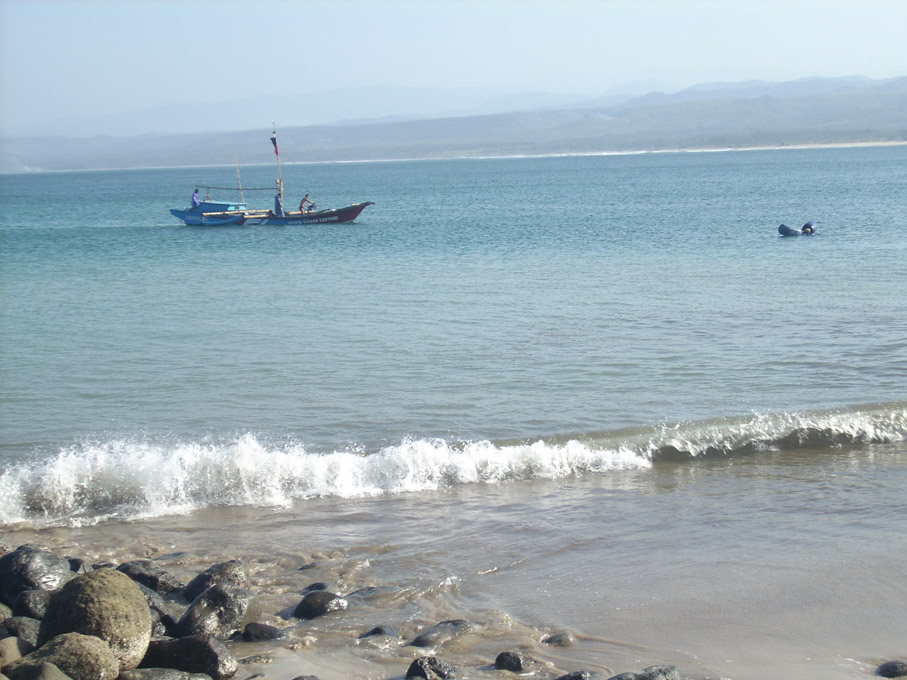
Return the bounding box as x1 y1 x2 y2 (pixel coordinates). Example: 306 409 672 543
3 139 905 175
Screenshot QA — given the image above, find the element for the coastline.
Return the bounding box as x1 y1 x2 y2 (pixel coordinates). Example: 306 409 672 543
2 139 905 175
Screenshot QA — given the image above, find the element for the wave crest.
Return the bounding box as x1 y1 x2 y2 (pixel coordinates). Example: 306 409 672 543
1 402 904 528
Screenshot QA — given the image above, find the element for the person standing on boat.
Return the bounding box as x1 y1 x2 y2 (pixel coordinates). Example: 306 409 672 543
299 194 315 213
191 189 201 208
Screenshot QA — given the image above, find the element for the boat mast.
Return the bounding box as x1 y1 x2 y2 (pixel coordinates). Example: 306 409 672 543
271 123 283 201
235 162 245 204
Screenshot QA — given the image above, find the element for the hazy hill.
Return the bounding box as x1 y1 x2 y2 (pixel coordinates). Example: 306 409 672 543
2 76 905 173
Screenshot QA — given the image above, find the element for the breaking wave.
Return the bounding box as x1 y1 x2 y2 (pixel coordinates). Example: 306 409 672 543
1 402 904 528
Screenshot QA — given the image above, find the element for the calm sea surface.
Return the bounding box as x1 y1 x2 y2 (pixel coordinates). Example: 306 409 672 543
1 147 906 679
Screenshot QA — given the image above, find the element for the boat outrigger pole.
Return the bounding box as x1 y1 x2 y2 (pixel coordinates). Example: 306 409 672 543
270 123 284 215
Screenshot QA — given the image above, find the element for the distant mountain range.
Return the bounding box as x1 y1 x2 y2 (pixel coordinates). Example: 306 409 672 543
2 76 905 173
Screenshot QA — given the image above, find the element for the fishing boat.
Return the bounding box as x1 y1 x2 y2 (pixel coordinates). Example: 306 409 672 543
170 126 373 227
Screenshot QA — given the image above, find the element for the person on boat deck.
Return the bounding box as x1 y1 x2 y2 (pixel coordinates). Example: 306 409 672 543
191 189 201 208
299 194 315 212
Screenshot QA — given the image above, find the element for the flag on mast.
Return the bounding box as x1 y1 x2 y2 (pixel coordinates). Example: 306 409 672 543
270 130 279 155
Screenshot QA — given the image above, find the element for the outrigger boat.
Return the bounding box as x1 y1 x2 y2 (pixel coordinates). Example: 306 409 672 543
170 126 373 226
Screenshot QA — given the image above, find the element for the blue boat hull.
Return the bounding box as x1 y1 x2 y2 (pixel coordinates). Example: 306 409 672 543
170 202 373 227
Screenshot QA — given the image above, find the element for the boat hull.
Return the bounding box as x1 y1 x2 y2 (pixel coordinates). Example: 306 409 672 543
170 202 373 227
244 202 374 226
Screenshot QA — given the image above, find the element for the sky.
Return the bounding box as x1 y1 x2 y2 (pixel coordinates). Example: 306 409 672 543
1 0 905 137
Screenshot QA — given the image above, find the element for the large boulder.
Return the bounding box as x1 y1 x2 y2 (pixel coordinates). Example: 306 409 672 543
4 632 118 680
140 634 237 680
116 562 184 597
174 584 260 639
39 568 151 670
182 562 248 603
0 547 73 606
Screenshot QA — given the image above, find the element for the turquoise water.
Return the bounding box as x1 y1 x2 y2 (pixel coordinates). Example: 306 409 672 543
2 147 906 679
3 149 905 460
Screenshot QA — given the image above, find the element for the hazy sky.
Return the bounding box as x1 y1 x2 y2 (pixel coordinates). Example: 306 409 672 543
2 0 905 135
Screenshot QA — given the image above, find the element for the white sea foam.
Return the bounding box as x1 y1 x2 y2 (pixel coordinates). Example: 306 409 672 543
1 403 904 528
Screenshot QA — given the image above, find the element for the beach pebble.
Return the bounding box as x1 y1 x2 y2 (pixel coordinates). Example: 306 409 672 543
241 622 281 642
4 632 118 680
119 670 212 680
543 631 575 647
0 546 73 606
556 673 591 680
878 661 907 678
494 651 524 671
292 591 348 620
408 619 470 648
357 625 399 639
141 634 237 680
4 619 40 648
39 568 152 670
117 561 185 597
12 590 52 620
608 667 683 680
639 666 682 680
405 656 454 679
64 559 92 575
175 584 260 640
183 561 249 603
300 582 336 595
0 636 35 668
0 602 12 623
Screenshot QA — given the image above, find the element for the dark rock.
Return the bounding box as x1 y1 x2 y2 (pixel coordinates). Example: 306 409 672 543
1 602 14 623
136 583 177 636
357 625 398 639
408 619 470 648
300 582 335 595
5 618 40 648
140 634 237 680
117 561 184 597
118 670 213 680
0 546 73 607
12 591 52 620
543 631 575 647
175 584 261 639
0 636 35 668
4 632 118 680
241 622 281 642
639 666 682 680
290 676 319 680
607 674 639 680
4 661 72 680
494 651 524 671
64 559 92 575
555 673 591 680
183 562 248 603
405 656 453 679
39 568 152 670
292 591 348 620
878 661 907 678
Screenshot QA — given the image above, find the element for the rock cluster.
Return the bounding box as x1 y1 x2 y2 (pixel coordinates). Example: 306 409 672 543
0 545 266 680
6 543 895 680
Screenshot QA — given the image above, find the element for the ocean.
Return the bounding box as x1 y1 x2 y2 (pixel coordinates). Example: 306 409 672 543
1 146 905 680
